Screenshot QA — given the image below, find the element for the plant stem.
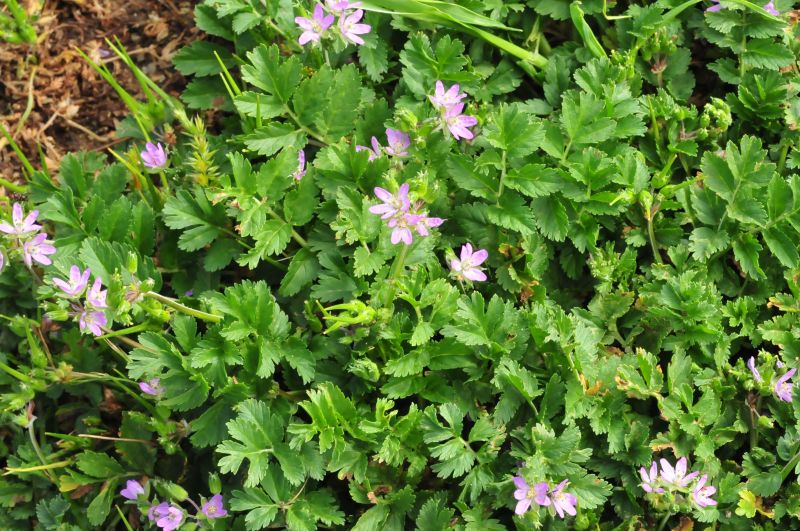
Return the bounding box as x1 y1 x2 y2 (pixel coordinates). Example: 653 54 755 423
265 205 309 248
781 442 800 481
656 512 672 531
496 150 507 202
144 292 222 323
647 209 663 265
0 176 27 193
27 416 55 482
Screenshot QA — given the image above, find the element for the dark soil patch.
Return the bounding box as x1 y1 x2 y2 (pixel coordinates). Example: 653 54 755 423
0 0 198 189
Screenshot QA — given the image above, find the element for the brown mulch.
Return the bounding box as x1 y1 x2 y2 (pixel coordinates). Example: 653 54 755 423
0 0 199 185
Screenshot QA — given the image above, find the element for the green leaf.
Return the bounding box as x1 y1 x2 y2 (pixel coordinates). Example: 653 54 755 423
163 187 228 252
242 123 305 157
486 192 537 235
76 452 124 478
241 44 303 104
238 220 292 269
173 41 234 77
504 164 562 198
743 39 795 69
36 497 70 530
279 248 320 296
733 233 765 280
560 91 616 145
86 481 115 526
482 103 544 159
530 195 569 241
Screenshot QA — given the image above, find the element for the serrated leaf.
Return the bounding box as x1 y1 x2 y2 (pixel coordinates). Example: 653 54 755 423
173 41 234 77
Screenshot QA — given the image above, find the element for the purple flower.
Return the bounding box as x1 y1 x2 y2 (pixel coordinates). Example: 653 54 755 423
141 142 167 169
369 184 410 220
659 457 699 487
384 128 410 157
512 476 550 515
149 502 184 531
22 233 56 267
388 214 416 245
551 480 578 519
777 359 784 368
706 0 723 12
356 136 382 161
747 357 762 383
79 310 107 336
293 149 307 181
86 277 108 309
0 203 42 236
53 266 91 296
296 3 334 45
0 251 5 273
444 103 478 141
326 0 360 13
763 1 779 15
429 81 467 110
140 378 163 396
201 494 228 519
450 243 488 282
774 368 796 402
412 215 445 237
692 474 717 508
120 480 145 500
639 461 665 494
339 9 371 45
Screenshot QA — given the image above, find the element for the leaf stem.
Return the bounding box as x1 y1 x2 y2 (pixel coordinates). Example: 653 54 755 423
646 209 663 265
144 291 222 323
496 150 507 203
265 204 309 249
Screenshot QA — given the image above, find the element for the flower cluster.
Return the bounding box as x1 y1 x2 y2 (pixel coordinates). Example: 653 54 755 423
356 128 411 160
368 184 444 245
428 80 478 141
513 476 577 519
141 142 168 170
0 203 56 271
707 0 779 15
639 457 716 509
296 1 371 46
119 480 227 529
747 356 796 403
51 265 108 336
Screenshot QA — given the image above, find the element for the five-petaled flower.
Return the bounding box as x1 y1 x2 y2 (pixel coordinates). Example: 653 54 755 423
550 480 578 518
339 9 371 45
639 461 665 494
296 3 334 45
429 81 467 110
201 494 228 519
140 378 164 396
444 103 478 141
450 243 488 282
774 368 796 402
692 474 717 508
384 129 410 157
87 278 108 308
23 233 56 267
659 457 699 487
326 0 360 13
148 502 184 531
369 184 410 220
120 480 145 500
53 266 91 297
0 203 42 236
356 136 382 161
141 142 168 169
512 476 550 515
79 310 107 337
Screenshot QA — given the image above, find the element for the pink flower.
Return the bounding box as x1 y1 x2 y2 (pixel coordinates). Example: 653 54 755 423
0 203 42 236
384 128 410 157
639 461 665 493
429 81 467 110
692 474 717 508
450 243 488 282
141 142 167 169
775 368 796 402
326 0 361 13
86 277 108 309
368 184 410 220
79 310 107 336
551 480 577 519
53 266 91 296
356 136 382 161
139 378 163 396
296 3 334 45
763 1 779 15
444 103 478 141
659 457 699 487
201 494 228 519
22 233 56 267
706 0 723 12
120 480 145 500
338 9 371 45
0 251 4 273
293 149 307 181
412 215 445 237
512 476 550 515
149 502 184 531
388 214 416 245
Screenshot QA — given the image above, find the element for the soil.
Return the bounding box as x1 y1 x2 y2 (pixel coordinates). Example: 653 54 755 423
0 0 199 187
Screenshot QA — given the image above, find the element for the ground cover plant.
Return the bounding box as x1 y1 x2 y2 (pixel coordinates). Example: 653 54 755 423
1 0 800 528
